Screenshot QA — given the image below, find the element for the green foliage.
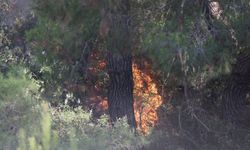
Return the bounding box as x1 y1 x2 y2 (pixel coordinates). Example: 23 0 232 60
138 0 241 89
15 103 148 150
51 105 148 150
142 17 213 84
17 129 27 150
50 105 92 137
0 68 34 101
0 67 41 150
223 0 250 51
0 25 19 75
26 0 101 101
17 103 58 150
0 70 147 150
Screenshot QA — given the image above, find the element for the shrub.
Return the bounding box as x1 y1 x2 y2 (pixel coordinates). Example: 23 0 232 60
0 67 41 150
0 67 149 150
17 103 149 150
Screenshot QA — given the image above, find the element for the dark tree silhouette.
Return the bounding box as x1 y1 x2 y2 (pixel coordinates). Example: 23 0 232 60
106 0 136 128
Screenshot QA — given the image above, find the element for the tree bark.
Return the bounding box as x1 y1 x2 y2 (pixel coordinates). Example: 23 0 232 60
105 0 136 128
201 0 250 125
221 52 250 125
107 53 136 127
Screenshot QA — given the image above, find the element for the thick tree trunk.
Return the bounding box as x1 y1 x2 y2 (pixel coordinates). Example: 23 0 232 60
107 53 136 127
201 0 250 125
222 52 250 125
105 0 136 128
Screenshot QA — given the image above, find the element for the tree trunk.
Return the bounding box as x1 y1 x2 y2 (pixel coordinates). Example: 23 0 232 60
201 0 250 125
221 52 250 125
107 53 136 127
105 0 136 128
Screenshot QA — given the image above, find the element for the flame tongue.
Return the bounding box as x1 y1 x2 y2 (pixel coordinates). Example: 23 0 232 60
133 63 163 134
88 52 163 134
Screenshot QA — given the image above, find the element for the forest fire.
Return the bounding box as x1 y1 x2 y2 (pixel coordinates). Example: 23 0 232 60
132 62 163 134
88 52 163 134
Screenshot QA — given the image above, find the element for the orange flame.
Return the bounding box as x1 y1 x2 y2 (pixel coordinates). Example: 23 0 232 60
133 63 163 134
87 51 163 133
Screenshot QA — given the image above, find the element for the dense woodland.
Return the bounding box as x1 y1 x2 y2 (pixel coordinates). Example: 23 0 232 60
0 0 250 149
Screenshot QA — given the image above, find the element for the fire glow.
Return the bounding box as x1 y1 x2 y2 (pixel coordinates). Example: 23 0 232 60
133 63 163 134
88 54 163 134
